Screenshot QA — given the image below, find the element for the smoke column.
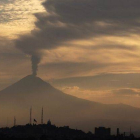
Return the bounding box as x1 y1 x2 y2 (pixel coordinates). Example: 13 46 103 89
15 0 138 77
31 55 40 76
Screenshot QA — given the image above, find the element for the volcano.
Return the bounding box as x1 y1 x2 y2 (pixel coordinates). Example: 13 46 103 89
0 75 140 133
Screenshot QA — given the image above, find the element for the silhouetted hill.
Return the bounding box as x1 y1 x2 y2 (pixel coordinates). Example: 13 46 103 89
0 75 140 133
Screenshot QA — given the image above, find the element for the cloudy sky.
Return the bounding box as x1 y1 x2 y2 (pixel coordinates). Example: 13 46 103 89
1 0 140 107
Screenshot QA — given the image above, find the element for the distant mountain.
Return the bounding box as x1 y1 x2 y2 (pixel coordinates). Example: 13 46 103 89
0 75 140 133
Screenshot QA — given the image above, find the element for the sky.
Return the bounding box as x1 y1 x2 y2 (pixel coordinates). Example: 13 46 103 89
1 0 140 107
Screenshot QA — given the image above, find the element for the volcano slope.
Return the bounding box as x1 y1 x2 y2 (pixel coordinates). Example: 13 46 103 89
0 75 140 133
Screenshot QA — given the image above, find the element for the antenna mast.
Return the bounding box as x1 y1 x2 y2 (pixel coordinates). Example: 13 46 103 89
130 126 132 135
41 107 43 124
30 107 32 125
14 116 16 126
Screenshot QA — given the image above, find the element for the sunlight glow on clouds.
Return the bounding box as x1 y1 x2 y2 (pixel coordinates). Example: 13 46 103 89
0 0 45 38
38 34 140 79
1 0 140 108
60 86 140 108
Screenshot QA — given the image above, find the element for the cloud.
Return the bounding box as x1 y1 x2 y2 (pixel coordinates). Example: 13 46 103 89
0 36 31 90
2 0 140 87
113 88 140 96
62 86 80 91
59 85 140 108
17 0 140 52
0 0 15 4
39 61 115 79
14 0 140 76
60 85 110 101
51 73 140 90
43 0 140 33
0 0 45 38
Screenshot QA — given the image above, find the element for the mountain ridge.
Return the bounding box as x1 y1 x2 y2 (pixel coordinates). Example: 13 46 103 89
0 75 140 133
0 75 100 105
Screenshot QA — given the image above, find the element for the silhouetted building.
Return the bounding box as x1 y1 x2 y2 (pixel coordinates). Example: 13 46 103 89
0 123 139 140
47 120 51 125
124 132 126 137
117 128 120 136
95 127 111 136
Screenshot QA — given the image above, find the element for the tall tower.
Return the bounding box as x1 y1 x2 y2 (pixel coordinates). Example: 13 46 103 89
41 107 43 124
14 116 16 126
30 107 32 125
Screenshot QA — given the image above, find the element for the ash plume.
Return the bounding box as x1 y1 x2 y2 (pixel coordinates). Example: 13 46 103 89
15 0 140 75
31 55 40 76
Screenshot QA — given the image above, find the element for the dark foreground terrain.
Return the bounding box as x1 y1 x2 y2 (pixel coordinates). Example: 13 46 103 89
0 120 139 140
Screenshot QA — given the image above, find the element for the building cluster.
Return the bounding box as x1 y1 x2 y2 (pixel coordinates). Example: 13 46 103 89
0 121 139 140
0 108 139 140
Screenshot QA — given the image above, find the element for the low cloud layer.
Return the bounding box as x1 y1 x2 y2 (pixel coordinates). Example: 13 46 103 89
113 88 140 96
52 73 140 107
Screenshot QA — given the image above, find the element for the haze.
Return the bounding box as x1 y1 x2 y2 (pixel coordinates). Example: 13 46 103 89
1 0 140 109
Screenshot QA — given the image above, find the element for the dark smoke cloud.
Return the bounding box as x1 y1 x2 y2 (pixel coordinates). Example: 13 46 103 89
31 55 40 76
15 0 140 75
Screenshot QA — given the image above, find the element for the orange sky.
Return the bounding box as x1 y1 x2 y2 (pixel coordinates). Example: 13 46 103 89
1 0 140 108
